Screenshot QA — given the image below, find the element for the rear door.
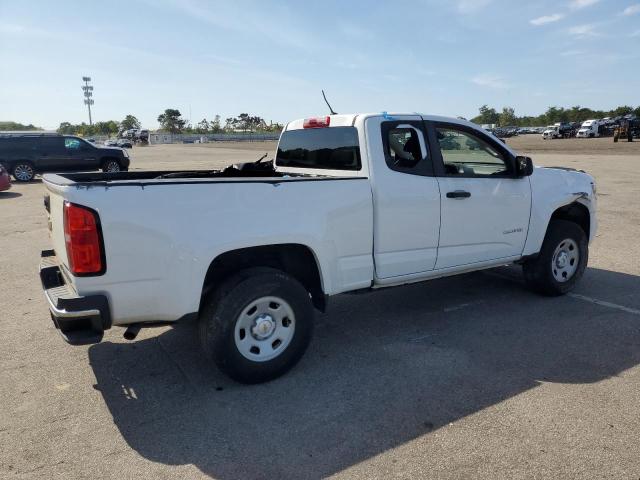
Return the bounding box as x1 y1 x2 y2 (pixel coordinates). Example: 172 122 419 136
367 116 441 279
426 121 531 269
36 137 68 170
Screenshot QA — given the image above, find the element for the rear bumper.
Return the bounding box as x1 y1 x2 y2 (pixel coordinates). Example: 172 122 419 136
40 250 111 345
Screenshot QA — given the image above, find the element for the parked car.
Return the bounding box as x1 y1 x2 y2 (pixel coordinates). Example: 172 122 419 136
0 133 130 182
39 113 596 383
0 164 11 191
116 139 133 149
103 139 118 147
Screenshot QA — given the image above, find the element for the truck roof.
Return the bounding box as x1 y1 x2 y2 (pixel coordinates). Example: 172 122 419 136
284 113 476 131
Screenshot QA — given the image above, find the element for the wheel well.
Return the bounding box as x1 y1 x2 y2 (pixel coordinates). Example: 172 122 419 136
10 159 33 167
550 202 590 238
200 244 326 312
101 157 120 165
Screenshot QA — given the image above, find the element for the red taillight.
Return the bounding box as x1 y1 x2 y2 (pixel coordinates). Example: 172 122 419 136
303 116 331 128
64 202 104 275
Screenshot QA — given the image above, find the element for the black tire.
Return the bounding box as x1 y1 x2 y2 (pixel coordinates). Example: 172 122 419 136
12 161 35 182
523 219 588 296
101 159 122 173
199 268 314 384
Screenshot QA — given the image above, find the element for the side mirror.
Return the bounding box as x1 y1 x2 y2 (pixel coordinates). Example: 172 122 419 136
515 156 533 177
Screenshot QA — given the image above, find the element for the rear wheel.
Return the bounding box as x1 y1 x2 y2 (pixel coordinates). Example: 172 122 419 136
12 162 35 182
523 220 588 296
199 268 314 383
102 160 121 173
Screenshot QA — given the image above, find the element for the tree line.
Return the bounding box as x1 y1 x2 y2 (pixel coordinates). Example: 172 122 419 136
156 109 283 134
55 115 141 136
471 105 640 127
0 121 41 131
46 110 284 136
5 104 638 135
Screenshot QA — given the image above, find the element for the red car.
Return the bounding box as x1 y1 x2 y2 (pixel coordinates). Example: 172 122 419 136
0 164 11 191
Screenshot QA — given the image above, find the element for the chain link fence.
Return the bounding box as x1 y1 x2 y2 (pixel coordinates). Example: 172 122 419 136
149 132 280 144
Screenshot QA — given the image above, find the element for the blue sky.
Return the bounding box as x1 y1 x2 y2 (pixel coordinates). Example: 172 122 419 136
1 0 639 129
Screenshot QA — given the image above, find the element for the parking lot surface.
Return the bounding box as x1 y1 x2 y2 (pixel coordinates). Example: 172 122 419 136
1 137 640 479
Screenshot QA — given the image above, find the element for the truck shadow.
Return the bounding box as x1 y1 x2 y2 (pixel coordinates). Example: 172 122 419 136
88 266 640 479
0 192 22 199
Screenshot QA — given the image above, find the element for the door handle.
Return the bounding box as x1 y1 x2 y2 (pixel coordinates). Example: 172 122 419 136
446 190 471 199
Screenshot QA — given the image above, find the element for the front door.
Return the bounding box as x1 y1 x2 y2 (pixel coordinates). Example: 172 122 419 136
428 121 531 270
64 137 100 170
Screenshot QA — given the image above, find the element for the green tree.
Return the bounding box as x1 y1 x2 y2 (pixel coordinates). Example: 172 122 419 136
195 118 210 134
93 120 119 136
57 122 74 134
499 107 517 127
157 109 187 133
224 117 237 131
0 121 41 131
611 106 633 117
120 114 141 131
471 105 499 125
210 115 222 133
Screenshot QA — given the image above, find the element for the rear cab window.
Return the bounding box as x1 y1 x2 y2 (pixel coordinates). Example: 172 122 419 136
276 127 361 172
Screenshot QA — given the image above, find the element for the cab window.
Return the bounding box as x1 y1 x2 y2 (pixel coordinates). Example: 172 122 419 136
381 122 433 176
387 128 422 169
64 137 83 150
435 126 510 177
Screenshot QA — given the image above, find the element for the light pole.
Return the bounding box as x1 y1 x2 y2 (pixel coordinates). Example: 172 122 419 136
82 76 94 125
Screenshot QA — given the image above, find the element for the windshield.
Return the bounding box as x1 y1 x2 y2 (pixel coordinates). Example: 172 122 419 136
276 127 361 171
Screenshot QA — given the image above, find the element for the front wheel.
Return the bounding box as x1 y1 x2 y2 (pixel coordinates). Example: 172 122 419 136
102 160 122 173
523 219 588 296
199 268 314 384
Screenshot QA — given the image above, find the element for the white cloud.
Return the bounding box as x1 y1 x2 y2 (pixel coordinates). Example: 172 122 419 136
568 24 598 37
471 74 510 89
569 0 599 9
622 4 640 15
530 13 565 25
147 0 307 50
457 0 493 14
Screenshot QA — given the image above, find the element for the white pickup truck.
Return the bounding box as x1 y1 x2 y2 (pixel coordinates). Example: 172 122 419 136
40 113 597 383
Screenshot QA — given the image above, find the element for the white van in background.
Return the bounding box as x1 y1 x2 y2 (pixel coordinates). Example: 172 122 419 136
577 120 600 138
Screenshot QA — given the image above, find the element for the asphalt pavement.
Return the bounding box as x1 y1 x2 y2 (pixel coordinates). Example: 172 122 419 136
1 141 639 479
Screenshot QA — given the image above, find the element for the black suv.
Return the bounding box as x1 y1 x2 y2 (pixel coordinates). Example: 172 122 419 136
0 133 130 182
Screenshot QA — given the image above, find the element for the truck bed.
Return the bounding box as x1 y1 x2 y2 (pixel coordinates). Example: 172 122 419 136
43 163 358 187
